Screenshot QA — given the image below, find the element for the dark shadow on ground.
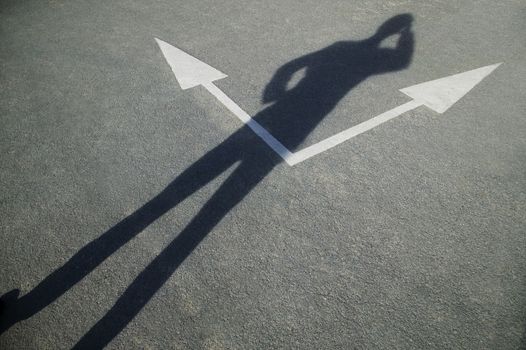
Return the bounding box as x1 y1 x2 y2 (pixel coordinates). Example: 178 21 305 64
0 14 414 349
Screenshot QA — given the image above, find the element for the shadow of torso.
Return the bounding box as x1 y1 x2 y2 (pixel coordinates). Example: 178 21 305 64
253 36 414 152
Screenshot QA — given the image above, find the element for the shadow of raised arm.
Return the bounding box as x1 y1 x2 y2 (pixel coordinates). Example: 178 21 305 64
262 51 317 103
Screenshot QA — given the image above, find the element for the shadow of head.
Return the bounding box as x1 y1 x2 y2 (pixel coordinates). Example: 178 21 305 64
371 13 414 44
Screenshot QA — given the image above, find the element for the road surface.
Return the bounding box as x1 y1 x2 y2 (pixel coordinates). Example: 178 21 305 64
1 0 525 349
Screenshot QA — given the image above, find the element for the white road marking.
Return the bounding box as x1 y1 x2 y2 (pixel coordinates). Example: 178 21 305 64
155 38 501 166
155 38 227 90
288 100 422 165
400 63 502 113
202 82 296 164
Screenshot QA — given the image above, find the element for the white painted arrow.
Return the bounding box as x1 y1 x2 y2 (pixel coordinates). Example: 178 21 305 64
156 38 501 166
155 38 227 90
400 63 502 113
155 38 295 163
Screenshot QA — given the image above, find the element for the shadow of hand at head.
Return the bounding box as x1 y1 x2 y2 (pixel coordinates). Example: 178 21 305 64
258 13 414 151
369 13 414 46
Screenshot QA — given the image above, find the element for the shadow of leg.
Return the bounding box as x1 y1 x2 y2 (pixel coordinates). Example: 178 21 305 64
0 134 241 335
72 157 276 349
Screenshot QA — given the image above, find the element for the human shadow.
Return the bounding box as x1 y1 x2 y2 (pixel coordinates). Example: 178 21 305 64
0 14 414 348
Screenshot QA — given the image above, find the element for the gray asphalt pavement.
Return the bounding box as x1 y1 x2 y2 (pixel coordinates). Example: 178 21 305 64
1 0 525 349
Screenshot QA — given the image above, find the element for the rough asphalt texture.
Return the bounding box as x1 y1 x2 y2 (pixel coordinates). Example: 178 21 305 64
1 0 525 349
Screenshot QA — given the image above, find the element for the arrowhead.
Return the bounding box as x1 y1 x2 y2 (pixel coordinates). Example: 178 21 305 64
155 38 227 90
400 63 502 113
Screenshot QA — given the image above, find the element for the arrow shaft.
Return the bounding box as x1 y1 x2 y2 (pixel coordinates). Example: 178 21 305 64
288 99 422 165
205 81 424 166
204 82 423 166
203 82 296 164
